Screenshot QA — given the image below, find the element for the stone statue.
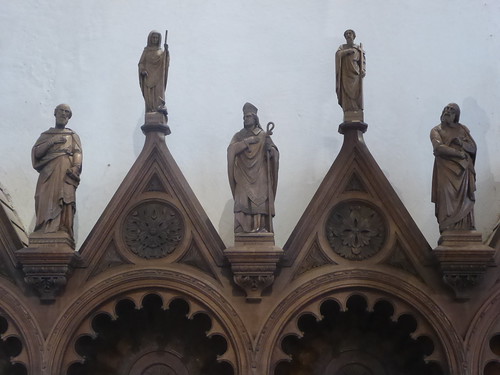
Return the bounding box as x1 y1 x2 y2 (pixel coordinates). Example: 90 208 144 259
431 103 476 233
227 103 279 233
139 30 170 116
335 29 365 121
32 104 82 237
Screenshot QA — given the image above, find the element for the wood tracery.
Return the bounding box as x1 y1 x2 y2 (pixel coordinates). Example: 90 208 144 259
0 313 27 375
44 270 252 375
66 293 233 375
256 271 466 375
275 294 444 374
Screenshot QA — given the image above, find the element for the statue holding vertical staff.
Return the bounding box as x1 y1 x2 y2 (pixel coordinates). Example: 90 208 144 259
227 103 279 233
139 30 170 119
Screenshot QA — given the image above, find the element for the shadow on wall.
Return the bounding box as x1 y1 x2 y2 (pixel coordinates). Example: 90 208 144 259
462 97 496 235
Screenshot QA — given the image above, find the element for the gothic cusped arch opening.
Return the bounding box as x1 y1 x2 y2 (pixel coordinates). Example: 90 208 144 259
47 269 251 375
66 293 233 375
0 314 27 375
257 271 464 374
274 294 444 375
0 284 43 375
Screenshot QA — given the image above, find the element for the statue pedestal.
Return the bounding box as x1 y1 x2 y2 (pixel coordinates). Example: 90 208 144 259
338 121 367 135
225 233 283 302
433 230 496 300
141 112 170 135
17 231 80 302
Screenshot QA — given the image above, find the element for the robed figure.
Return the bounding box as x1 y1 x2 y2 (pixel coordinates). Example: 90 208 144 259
335 29 365 119
32 104 82 237
431 103 476 233
227 103 279 233
139 30 170 114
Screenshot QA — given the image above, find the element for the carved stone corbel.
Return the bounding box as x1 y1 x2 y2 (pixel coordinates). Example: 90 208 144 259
434 230 496 300
225 233 283 302
17 232 80 302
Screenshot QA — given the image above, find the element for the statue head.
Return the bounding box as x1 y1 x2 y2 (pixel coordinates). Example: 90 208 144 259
242 102 260 129
344 29 356 43
54 104 72 127
147 31 162 48
440 103 460 125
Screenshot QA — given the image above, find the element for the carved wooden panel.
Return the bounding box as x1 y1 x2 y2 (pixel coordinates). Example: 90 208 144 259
325 201 386 260
123 201 184 259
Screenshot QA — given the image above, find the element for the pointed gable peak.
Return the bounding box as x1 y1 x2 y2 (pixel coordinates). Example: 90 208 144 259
80 125 226 278
284 121 432 283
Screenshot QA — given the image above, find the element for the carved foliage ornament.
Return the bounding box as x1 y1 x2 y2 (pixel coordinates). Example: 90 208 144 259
124 201 184 259
326 201 386 260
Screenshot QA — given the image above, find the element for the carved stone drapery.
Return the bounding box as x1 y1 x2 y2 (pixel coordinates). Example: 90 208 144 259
123 201 184 259
326 201 386 260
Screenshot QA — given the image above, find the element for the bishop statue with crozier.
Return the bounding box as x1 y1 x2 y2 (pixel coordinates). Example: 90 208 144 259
228 103 279 234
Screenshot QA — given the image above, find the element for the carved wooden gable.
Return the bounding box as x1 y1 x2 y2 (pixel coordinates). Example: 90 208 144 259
78 128 226 282
282 123 437 285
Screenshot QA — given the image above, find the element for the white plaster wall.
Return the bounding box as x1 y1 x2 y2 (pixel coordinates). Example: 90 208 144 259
0 0 498 249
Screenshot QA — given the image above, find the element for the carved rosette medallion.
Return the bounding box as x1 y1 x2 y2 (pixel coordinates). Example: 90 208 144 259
326 201 386 260
124 201 184 259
